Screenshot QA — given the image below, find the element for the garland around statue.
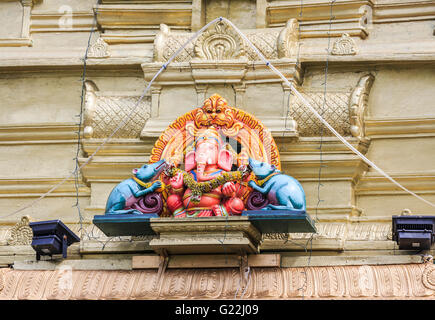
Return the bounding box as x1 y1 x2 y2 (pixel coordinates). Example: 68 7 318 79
167 167 243 203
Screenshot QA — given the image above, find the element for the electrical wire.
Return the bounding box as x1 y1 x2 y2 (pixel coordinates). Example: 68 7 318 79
316 0 335 224
74 0 100 239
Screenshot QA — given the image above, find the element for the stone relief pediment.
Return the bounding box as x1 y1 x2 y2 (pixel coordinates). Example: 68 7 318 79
154 19 299 63
194 20 246 61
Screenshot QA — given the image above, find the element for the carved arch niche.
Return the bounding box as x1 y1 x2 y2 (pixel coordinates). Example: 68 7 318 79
142 18 302 137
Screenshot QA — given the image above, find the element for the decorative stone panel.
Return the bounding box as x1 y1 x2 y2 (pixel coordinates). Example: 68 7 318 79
154 19 299 62
87 38 111 59
1 262 434 299
83 81 151 139
289 74 374 140
6 216 33 246
331 33 358 56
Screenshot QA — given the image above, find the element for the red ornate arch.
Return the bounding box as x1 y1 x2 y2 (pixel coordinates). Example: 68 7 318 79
149 94 281 170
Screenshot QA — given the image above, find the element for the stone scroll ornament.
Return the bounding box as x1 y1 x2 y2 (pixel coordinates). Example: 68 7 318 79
104 94 306 217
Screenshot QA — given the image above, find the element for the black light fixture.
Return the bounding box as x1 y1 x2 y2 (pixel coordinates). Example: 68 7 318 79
29 220 80 260
392 214 435 250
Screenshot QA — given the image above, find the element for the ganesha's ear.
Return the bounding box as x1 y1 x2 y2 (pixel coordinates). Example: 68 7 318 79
218 149 233 171
184 151 196 171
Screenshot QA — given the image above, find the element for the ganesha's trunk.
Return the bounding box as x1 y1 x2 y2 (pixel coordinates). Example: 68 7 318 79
196 162 215 181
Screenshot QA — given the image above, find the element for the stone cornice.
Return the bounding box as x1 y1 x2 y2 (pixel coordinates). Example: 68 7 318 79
267 0 373 38
0 178 90 198
0 217 403 252
373 0 435 23
1 54 435 73
141 60 302 86
0 38 33 47
77 156 150 183
267 0 435 34
0 123 78 145
365 117 435 138
96 3 192 30
356 172 435 194
30 12 95 33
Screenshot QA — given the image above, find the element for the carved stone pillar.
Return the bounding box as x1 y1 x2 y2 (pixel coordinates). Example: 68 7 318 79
233 84 246 109
256 0 268 28
195 84 208 106
151 86 162 118
191 0 205 32
20 0 33 39
141 19 301 137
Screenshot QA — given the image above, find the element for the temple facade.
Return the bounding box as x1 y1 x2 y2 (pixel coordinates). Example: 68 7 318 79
0 0 435 300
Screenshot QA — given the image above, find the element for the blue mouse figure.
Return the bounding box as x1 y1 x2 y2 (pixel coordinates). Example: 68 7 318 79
105 159 167 215
248 158 306 211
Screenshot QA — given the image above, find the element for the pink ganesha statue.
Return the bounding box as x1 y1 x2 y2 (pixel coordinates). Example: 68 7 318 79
166 126 245 218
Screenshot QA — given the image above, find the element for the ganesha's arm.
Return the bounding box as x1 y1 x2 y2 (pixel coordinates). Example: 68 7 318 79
169 172 185 195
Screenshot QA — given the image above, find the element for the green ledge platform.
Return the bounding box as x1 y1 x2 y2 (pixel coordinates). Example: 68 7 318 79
92 214 159 237
241 210 317 234
93 210 316 237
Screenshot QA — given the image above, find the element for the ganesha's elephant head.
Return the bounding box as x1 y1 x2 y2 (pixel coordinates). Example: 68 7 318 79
184 127 233 180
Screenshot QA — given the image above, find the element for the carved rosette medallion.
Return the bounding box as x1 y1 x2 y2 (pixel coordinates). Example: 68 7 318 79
423 266 435 290
331 33 358 56
88 37 111 59
7 216 33 246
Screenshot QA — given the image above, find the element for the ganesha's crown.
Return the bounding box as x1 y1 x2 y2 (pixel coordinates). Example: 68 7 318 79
150 93 281 170
194 126 223 148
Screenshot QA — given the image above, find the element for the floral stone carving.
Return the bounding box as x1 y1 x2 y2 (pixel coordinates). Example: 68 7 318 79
7 216 33 246
422 256 435 290
1 264 434 299
154 19 299 62
194 20 246 60
87 37 111 59
331 33 358 56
